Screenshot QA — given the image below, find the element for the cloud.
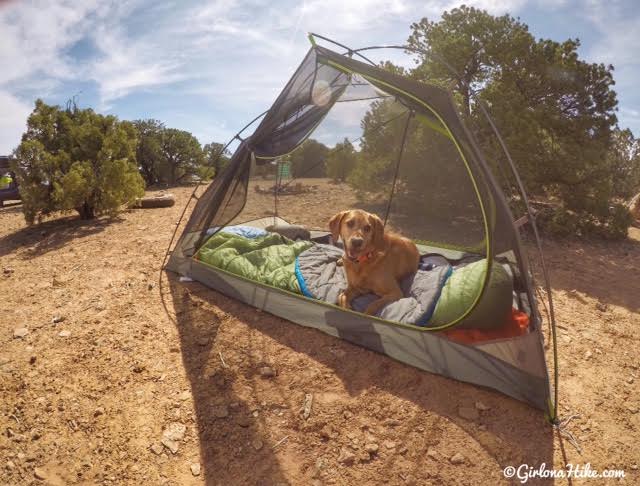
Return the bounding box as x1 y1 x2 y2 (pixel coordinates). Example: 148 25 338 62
1 0 638 152
583 0 640 68
0 0 103 85
0 91 31 154
87 23 186 108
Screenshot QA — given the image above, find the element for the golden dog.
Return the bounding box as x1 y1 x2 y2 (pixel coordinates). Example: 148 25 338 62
329 209 420 316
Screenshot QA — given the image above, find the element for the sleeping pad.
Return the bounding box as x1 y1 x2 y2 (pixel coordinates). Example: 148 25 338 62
196 231 313 293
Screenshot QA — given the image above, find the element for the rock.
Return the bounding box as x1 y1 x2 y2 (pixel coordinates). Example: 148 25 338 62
627 405 638 414
319 425 335 440
163 422 186 442
29 355 37 365
161 438 179 454
259 366 276 378
475 401 490 411
34 466 47 480
584 350 593 360
458 406 480 421
450 453 466 465
365 443 379 454
236 416 252 427
384 418 401 427
51 316 65 324
30 429 42 440
314 457 326 476
337 447 356 466
383 440 396 450
94 407 105 417
150 443 164 455
147 283 155 291
58 330 71 338
426 447 438 460
13 328 28 339
3 267 14 275
301 393 313 420
6 460 16 469
190 463 201 476
627 377 634 384
595 302 608 312
213 405 229 418
178 391 190 401
251 439 264 451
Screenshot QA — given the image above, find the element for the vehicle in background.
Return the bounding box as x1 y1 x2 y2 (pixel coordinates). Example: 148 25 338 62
0 156 21 207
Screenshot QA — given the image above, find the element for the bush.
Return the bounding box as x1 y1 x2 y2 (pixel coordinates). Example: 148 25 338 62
12 100 145 223
536 203 631 240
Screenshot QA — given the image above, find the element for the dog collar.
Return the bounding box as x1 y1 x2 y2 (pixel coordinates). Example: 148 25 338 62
348 251 374 264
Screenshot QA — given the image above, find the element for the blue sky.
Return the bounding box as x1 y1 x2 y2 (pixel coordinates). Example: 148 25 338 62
1 0 639 153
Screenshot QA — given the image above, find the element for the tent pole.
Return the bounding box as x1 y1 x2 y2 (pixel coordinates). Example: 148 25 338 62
344 41 560 422
383 110 413 227
165 108 269 262
477 100 559 422
307 32 378 66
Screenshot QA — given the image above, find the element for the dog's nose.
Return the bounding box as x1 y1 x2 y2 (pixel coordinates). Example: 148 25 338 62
351 238 363 248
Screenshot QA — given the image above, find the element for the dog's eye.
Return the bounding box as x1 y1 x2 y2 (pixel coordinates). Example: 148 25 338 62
346 220 355 228
363 224 371 233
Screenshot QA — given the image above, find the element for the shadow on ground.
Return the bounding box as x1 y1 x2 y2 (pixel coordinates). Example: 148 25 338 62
167 275 289 486
0 215 122 258
525 233 640 313
167 273 554 484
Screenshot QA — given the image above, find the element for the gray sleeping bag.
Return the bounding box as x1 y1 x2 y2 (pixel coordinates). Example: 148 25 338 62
295 244 451 326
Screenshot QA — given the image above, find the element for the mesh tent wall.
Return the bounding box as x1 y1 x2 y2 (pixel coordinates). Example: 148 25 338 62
166 42 554 417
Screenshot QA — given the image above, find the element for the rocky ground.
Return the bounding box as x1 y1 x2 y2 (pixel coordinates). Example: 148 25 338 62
0 185 638 485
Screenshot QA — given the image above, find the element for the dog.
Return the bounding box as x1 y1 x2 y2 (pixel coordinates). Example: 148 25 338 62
329 209 420 316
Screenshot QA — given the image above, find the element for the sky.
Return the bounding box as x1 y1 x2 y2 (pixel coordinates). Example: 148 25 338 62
1 0 639 154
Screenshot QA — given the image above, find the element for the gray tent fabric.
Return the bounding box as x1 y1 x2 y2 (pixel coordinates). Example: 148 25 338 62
166 41 554 417
296 243 451 325
188 260 549 411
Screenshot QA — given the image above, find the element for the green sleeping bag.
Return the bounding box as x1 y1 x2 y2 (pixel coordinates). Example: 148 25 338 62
196 232 313 293
430 259 513 330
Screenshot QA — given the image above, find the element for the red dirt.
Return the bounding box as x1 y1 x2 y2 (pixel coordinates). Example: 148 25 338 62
1 186 638 485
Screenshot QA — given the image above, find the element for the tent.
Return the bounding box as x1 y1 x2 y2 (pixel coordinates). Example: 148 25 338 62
166 34 559 421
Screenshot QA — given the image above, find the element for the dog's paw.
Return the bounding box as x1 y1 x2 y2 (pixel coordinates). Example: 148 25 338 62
338 292 348 308
364 302 381 316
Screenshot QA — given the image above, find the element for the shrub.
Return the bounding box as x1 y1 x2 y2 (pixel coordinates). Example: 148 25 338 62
536 204 631 240
12 100 145 223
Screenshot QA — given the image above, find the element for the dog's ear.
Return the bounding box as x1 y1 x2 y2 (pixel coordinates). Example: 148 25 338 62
370 213 385 251
329 211 348 242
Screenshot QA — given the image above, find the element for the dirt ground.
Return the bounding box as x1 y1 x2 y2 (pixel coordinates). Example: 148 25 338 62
1 184 638 485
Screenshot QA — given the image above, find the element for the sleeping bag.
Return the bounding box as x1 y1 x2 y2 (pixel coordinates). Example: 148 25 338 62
295 244 452 326
196 231 313 293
